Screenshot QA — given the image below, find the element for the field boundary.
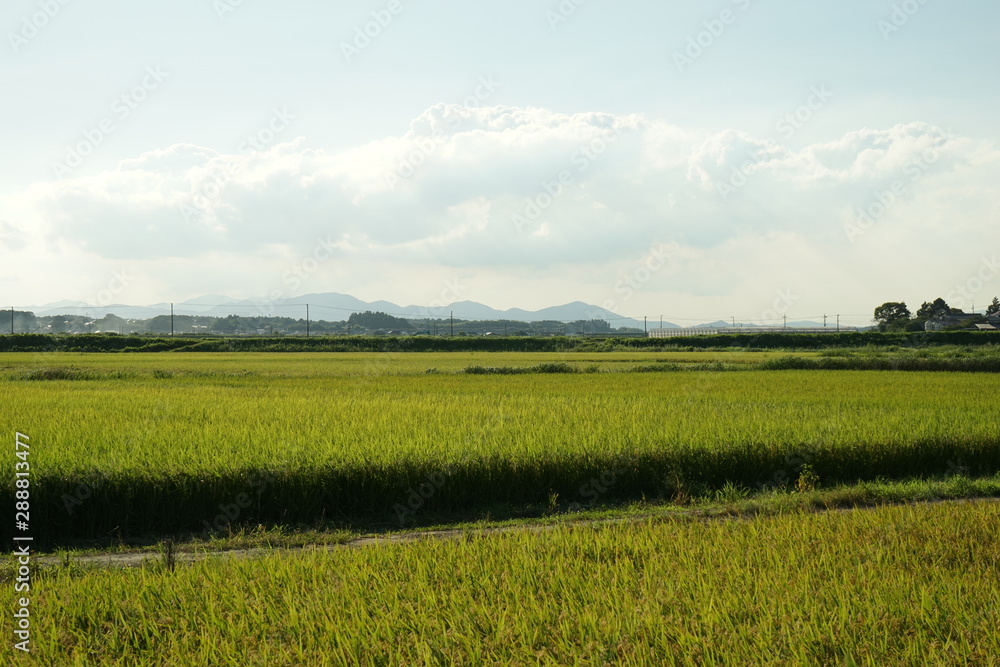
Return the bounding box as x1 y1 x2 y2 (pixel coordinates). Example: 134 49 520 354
29 496 1000 571
3 330 1000 353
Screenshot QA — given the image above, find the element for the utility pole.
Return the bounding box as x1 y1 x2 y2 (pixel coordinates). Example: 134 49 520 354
837 314 840 332
170 303 174 336
305 304 310 337
823 314 827 328
644 316 647 334
783 314 787 329
10 306 13 335
731 316 735 327
660 315 663 330
450 311 454 337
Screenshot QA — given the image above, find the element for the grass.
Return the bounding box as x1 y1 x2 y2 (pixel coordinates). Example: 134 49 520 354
4 352 1000 544
5 500 998 664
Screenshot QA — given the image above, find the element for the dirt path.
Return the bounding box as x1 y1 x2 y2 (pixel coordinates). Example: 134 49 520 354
30 496 998 570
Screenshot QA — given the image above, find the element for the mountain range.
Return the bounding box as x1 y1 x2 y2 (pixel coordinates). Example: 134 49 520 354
23 293 834 330
25 293 648 329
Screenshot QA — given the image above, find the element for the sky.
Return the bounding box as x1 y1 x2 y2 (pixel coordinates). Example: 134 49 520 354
2 0 999 326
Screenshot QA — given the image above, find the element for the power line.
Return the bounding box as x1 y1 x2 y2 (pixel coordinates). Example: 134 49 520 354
8 302 881 327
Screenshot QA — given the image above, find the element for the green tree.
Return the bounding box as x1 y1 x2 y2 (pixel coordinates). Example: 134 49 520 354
987 297 1000 317
48 316 71 333
873 302 911 332
95 314 127 333
347 311 413 331
916 298 953 321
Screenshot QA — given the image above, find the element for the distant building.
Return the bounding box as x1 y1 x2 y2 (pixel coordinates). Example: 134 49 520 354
648 326 858 338
582 331 645 338
648 327 721 338
925 313 982 331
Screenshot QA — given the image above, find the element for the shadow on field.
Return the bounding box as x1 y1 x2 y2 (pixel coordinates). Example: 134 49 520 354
14 438 1000 549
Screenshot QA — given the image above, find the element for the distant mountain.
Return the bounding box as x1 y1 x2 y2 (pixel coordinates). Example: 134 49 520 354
694 320 832 329
24 294 850 332
31 300 88 316
30 301 167 318
24 293 648 328
177 295 242 313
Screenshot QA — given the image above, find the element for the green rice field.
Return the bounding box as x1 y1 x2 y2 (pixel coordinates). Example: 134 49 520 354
6 500 999 665
3 351 1000 542
4 347 1000 664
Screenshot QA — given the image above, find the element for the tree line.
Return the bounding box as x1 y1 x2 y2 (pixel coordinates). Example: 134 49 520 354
874 296 1000 332
1 309 640 337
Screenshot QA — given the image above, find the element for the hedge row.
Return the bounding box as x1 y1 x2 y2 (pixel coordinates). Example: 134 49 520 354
0 330 997 353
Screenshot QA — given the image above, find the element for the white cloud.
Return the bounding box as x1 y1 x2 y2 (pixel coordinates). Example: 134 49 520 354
4 106 1000 316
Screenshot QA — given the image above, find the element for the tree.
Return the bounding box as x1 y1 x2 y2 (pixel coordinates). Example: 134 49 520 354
873 302 911 332
48 316 71 333
987 297 1000 317
1 310 36 334
569 319 612 334
916 297 953 321
347 311 413 331
95 314 127 333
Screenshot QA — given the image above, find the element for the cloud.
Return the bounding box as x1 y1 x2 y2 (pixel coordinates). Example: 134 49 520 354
6 106 1000 315
0 219 29 251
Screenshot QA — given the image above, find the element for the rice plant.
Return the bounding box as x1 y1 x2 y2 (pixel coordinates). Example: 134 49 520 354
8 500 999 665
3 352 1000 542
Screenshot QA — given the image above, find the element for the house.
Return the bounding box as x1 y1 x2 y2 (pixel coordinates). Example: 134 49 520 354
924 313 980 331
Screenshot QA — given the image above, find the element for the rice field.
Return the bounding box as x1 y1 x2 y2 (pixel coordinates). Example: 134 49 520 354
5 500 999 665
3 351 1000 542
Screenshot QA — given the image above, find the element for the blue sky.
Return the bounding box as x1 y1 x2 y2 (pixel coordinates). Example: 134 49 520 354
2 0 999 325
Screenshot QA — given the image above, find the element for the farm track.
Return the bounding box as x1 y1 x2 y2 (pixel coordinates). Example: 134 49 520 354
31 495 1000 570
